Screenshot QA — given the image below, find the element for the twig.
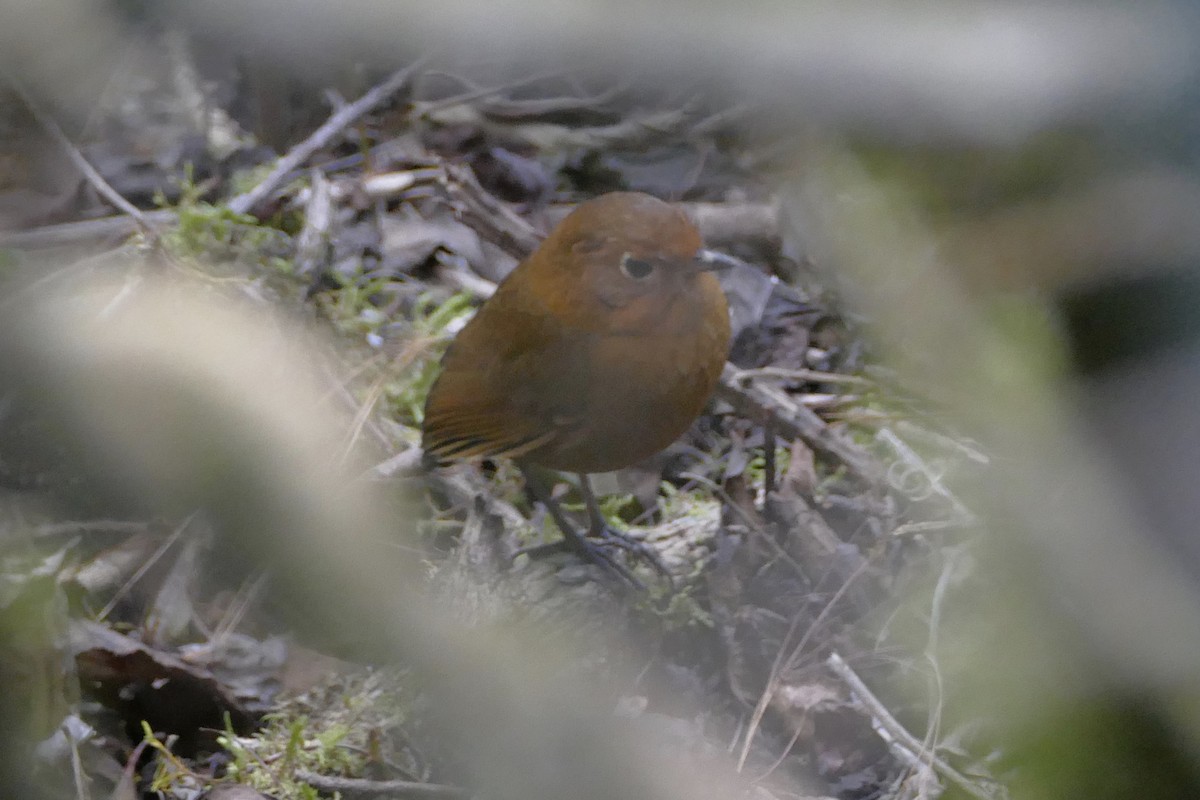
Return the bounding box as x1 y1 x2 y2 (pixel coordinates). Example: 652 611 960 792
97 511 198 622
684 200 780 252
295 770 470 798
66 718 94 800
419 100 694 152
737 558 871 772
411 69 574 118
798 393 859 409
288 168 444 208
228 58 428 216
889 519 977 538
371 446 425 480
875 427 972 517
0 211 176 250
2 70 159 240
435 259 499 299
293 169 334 277
894 419 990 465
826 652 1002 800
678 471 808 581
919 552 959 765
34 520 154 539
339 336 434 466
717 364 885 486
732 366 873 387
441 163 542 259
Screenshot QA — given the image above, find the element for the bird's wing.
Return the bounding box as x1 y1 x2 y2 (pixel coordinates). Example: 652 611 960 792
421 289 588 464
420 410 561 462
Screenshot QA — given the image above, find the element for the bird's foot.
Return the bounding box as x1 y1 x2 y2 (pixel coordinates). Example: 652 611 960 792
514 524 668 589
586 523 672 581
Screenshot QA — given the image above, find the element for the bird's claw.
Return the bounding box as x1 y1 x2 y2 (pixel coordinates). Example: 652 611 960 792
513 525 669 589
587 524 672 582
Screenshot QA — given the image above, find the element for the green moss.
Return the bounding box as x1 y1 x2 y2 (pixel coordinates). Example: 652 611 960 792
215 668 417 800
218 714 360 799
639 575 713 631
154 169 294 275
744 446 793 488
316 272 404 337
140 721 203 794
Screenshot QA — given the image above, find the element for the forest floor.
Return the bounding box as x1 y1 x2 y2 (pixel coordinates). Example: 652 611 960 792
0 35 1001 800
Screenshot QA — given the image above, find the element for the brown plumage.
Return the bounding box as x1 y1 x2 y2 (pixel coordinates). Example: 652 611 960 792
422 192 730 475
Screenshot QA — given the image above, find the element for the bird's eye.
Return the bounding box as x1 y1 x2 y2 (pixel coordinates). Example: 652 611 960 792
620 253 654 280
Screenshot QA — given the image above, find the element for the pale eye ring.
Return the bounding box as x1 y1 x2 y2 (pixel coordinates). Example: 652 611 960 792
619 253 654 280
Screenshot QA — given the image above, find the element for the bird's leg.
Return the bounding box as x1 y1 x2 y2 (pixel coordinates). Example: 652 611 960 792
516 466 643 587
577 474 671 579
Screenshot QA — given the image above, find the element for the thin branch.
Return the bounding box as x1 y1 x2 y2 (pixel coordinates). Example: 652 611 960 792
34 520 154 538
411 69 573 118
96 511 198 622
296 771 470 799
441 163 543 258
293 169 334 277
827 652 1003 800
228 58 429 216
2 69 159 239
737 558 871 771
0 210 176 250
717 364 886 486
875 427 972 518
732 366 874 387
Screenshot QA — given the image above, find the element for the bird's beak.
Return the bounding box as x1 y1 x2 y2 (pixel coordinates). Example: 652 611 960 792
694 248 737 272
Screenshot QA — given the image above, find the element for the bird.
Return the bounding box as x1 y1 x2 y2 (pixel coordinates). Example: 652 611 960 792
422 191 731 579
